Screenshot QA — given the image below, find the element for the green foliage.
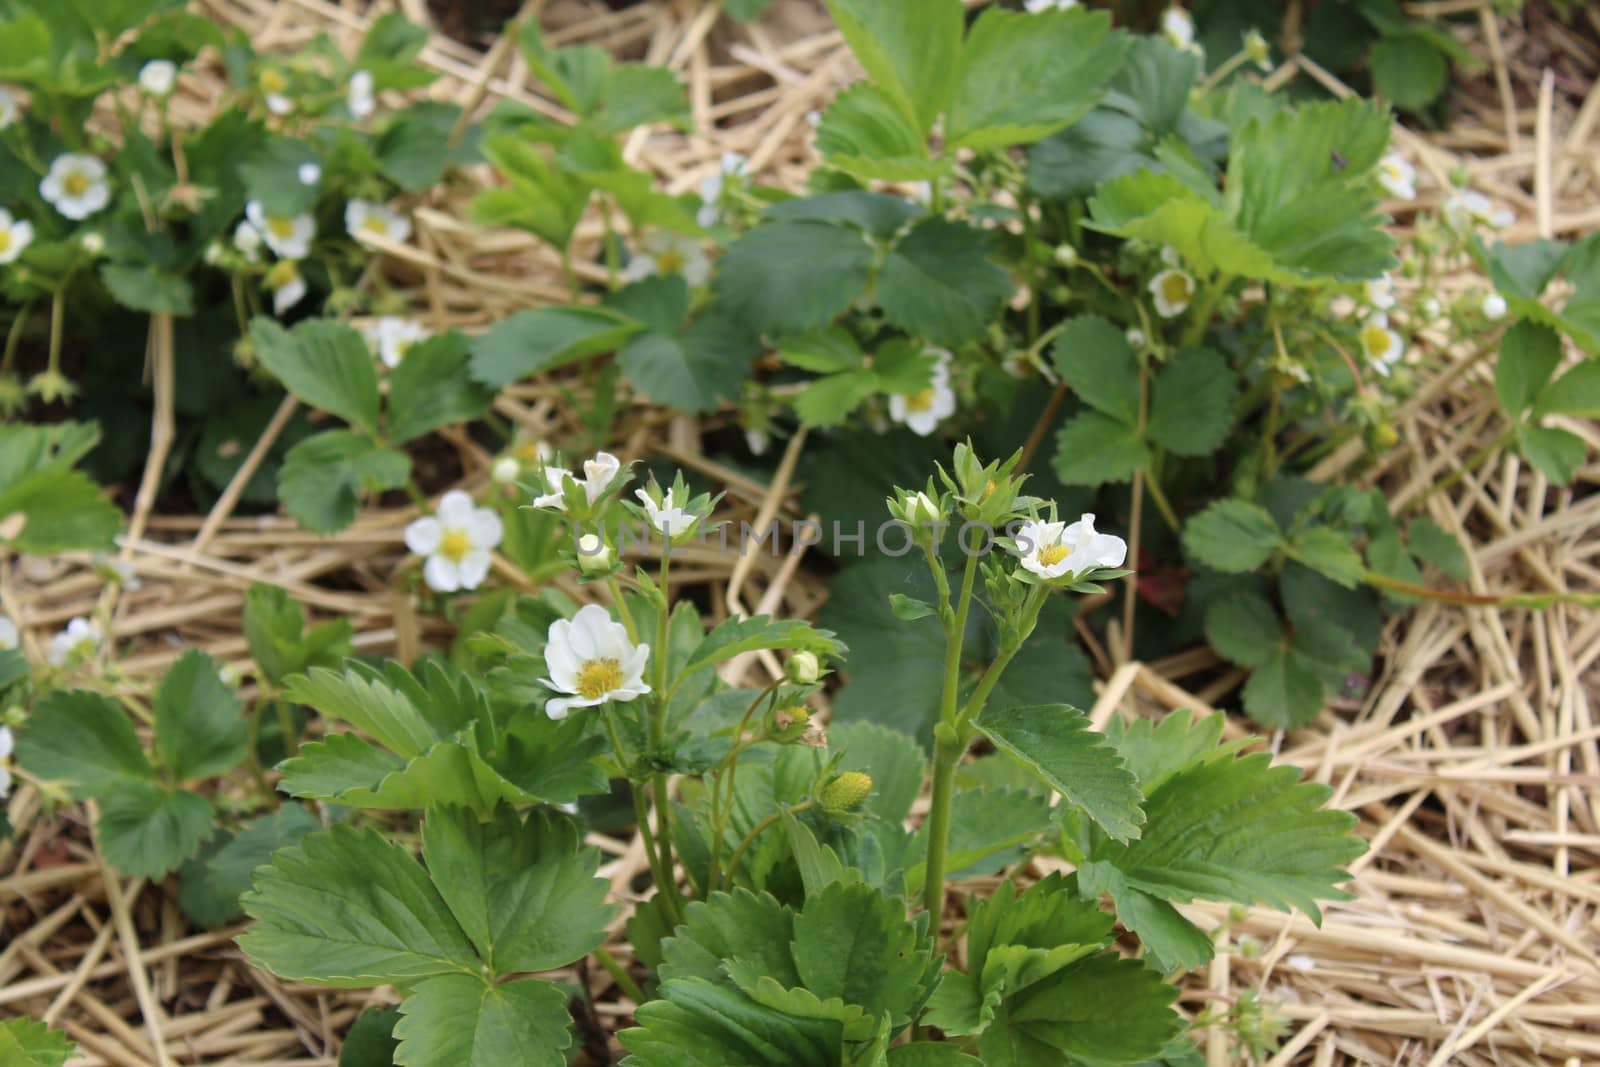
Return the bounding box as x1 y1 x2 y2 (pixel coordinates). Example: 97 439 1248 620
0 1017 77 1067
0 423 120 553
974 704 1144 842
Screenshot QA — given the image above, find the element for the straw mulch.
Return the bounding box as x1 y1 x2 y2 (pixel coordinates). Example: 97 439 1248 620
2 1 1598 1064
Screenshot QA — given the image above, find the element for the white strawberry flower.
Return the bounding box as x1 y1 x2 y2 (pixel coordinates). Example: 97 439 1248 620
698 152 751 227
233 220 263 262
346 199 411 244
1359 313 1404 375
1024 0 1079 12
533 451 623 510
405 490 503 593
1161 6 1197 52
1444 190 1513 231
139 60 177 97
246 200 315 259
40 154 110 220
540 603 651 720
265 259 306 316
1482 292 1508 321
889 350 956 437
1376 154 1416 200
297 162 321 186
48 616 101 666
623 232 711 286
0 86 19 129
1150 267 1195 318
365 317 431 368
348 70 375 120
635 486 697 539
0 724 12 799
1243 29 1272 71
0 209 33 265
1364 275 1396 311
1011 513 1127 581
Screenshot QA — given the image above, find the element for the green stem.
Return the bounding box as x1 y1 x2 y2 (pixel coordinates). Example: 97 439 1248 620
649 552 680 910
1180 274 1232 349
2 300 32 374
724 801 811 889
593 946 648 1005
1142 471 1181 533
920 550 980 915
47 287 65 377
604 707 680 926
273 698 299 759
608 576 641 643
1198 49 1248 92
705 682 781 893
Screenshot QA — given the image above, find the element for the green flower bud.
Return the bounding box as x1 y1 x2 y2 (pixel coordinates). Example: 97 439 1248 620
575 533 613 575
786 651 820 685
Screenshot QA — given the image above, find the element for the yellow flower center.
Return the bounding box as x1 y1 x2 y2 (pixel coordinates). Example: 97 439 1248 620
265 260 299 287
437 528 473 562
63 171 90 197
1161 272 1192 305
0 231 10 253
656 247 686 275
576 657 623 700
1037 543 1071 567
261 69 287 94
268 216 296 238
904 387 935 413
1361 324 1390 358
363 215 389 235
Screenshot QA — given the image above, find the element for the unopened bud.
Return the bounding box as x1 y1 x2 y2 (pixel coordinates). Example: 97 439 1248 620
1053 243 1079 268
80 232 105 256
819 771 872 814
575 533 613 574
491 456 521 484
1371 423 1399 449
907 491 942 525
786 651 820 685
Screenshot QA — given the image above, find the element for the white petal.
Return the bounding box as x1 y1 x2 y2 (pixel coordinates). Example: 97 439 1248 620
467 508 503 549
0 765 10 798
456 550 492 590
405 516 442 555
437 490 476 524
423 555 462 593
0 725 12 760
545 698 573 720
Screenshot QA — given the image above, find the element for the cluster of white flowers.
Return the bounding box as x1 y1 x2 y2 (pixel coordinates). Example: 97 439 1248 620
623 232 711 287
1011 513 1128 582
403 490 504 593
889 349 957 437
234 196 412 317
1444 190 1513 232
534 451 622 511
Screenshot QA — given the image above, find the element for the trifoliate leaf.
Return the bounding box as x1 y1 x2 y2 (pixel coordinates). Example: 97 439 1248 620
1052 412 1149 485
713 221 875 337
822 0 962 136
278 431 411 535
1495 321 1562 415
240 823 480 985
280 736 546 813
1204 593 1283 669
284 666 441 758
393 974 571 1067
1183 500 1282 572
1088 745 1364 919
878 218 1011 346
252 318 381 437
815 83 944 183
946 7 1126 151
976 704 1144 842
14 690 155 798
1517 425 1587 485
97 783 215 879
387 332 494 445
1050 315 1139 425
621 977 846 1066
617 312 759 413
468 307 637 388
244 582 354 687
0 1017 75 1066
1147 346 1238 456
421 806 612 974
